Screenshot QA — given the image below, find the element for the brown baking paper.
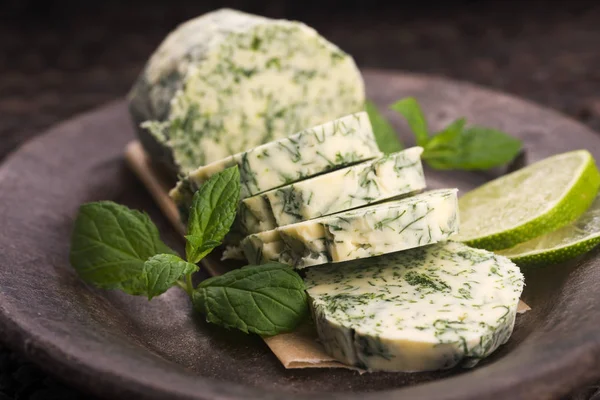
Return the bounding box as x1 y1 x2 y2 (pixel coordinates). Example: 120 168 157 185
124 140 531 370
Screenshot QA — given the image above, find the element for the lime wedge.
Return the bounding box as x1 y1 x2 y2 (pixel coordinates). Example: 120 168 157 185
497 195 600 267
456 150 600 250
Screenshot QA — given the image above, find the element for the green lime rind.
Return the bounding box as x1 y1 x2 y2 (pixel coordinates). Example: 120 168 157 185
497 195 600 268
456 150 600 251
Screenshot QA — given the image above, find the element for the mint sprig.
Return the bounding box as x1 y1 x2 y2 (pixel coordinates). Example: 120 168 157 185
426 125 522 170
366 97 522 170
69 165 307 336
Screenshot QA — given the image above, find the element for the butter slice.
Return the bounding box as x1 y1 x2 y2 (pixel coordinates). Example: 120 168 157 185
305 241 524 372
242 189 459 268
239 147 426 235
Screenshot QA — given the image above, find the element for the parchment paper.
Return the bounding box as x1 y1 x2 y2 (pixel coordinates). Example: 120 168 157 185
124 140 531 370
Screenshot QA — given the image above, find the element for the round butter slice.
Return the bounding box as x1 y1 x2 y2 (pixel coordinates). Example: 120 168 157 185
305 241 524 372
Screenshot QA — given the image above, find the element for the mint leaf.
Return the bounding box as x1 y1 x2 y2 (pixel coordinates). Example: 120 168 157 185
185 236 221 254
192 263 308 336
424 125 522 170
454 126 522 169
421 118 467 168
185 166 240 263
390 97 429 146
425 118 466 152
365 100 403 153
69 201 175 295
142 254 198 300
386 97 521 170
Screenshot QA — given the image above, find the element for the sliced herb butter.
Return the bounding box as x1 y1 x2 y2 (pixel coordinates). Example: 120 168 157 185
242 189 459 268
171 112 380 221
305 241 524 372
129 8 366 176
239 146 426 235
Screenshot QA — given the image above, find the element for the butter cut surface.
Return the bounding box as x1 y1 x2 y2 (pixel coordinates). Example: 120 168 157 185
242 189 459 268
239 147 426 235
305 241 524 372
171 111 380 221
128 8 366 177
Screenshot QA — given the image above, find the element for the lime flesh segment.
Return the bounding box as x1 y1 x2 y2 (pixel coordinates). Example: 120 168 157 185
497 195 600 268
456 150 600 251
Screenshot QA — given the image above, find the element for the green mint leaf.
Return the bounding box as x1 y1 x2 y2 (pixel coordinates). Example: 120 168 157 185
185 166 240 263
425 118 466 151
390 97 430 146
454 126 523 169
365 100 403 153
424 125 522 170
192 263 308 336
421 118 467 168
142 254 198 300
69 201 176 295
185 235 221 249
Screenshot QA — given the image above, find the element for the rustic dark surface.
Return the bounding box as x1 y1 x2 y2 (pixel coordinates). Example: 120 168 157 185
0 0 600 162
1 71 600 400
0 1 600 399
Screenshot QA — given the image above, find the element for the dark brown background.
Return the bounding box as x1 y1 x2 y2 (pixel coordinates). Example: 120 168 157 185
1 0 599 399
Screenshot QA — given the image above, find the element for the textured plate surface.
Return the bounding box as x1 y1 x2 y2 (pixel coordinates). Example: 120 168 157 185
1 70 600 400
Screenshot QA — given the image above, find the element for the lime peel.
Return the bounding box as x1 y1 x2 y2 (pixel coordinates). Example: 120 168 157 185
497 195 600 268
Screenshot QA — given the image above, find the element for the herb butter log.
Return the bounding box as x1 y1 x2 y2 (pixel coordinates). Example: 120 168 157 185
305 241 525 372
239 147 426 235
128 8 366 177
171 112 380 221
242 189 459 268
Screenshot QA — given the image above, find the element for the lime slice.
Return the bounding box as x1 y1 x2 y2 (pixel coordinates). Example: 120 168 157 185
497 195 600 267
456 150 600 250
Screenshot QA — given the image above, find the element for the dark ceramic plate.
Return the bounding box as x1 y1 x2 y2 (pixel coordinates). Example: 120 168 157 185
1 70 600 400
